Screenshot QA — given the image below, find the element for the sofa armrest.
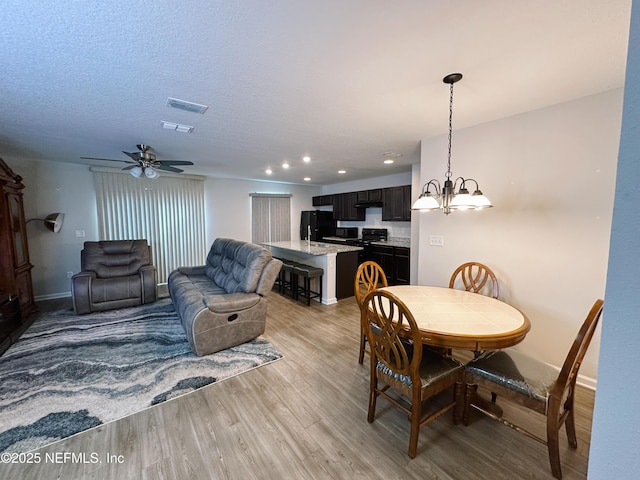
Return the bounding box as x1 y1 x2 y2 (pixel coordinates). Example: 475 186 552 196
139 265 157 304
71 271 96 314
204 293 261 313
178 265 206 276
255 258 283 296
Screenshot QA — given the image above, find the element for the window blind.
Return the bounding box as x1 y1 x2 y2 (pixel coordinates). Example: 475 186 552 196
250 193 291 244
93 170 206 284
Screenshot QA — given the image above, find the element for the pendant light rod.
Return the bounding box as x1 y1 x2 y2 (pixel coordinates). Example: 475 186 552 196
411 72 493 214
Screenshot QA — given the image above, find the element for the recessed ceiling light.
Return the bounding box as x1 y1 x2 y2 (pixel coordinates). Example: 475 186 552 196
384 159 394 164
303 156 311 163
304 177 311 181
338 170 346 174
266 168 272 175
282 162 290 169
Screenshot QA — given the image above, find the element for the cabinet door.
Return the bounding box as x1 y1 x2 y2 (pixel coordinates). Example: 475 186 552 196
382 187 403 221
394 247 410 285
402 185 412 220
370 245 394 285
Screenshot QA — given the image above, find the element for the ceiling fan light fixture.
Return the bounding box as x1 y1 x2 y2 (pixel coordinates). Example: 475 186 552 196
130 166 143 178
145 167 158 179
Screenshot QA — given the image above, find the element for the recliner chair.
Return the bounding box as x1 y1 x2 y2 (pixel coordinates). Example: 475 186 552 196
71 240 157 314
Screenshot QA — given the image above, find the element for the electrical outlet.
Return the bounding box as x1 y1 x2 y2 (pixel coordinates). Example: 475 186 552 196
75 229 85 238
429 235 444 247
66 271 74 278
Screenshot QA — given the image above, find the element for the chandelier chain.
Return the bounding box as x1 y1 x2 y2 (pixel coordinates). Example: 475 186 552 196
446 81 454 179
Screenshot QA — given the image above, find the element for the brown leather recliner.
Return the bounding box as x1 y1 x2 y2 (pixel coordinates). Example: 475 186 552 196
71 240 157 314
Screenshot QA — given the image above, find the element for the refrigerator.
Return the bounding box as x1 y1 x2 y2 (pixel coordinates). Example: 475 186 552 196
300 211 336 241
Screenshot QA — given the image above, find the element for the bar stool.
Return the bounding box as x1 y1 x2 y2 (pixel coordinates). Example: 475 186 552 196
279 258 299 298
294 264 324 306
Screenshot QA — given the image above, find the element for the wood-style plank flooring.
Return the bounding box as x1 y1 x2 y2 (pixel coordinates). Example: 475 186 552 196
1 292 593 479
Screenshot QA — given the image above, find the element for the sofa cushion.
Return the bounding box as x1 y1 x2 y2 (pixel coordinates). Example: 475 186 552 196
90 275 142 303
204 238 271 294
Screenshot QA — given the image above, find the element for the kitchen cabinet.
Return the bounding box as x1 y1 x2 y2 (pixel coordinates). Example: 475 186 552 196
333 192 365 221
394 247 410 285
382 185 412 221
356 188 382 203
368 245 410 286
312 195 333 207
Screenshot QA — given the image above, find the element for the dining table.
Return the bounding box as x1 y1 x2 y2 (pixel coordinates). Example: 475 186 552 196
378 285 531 353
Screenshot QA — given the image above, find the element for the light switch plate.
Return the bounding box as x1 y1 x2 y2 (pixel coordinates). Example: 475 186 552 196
429 235 444 246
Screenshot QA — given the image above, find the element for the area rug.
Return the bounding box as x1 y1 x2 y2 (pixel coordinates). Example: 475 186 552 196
0 299 282 453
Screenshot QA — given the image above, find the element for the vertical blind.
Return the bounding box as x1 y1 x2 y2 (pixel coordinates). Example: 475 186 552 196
250 193 291 244
93 170 206 284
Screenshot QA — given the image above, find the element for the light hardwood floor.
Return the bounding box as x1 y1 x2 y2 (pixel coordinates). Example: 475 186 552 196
1 292 593 480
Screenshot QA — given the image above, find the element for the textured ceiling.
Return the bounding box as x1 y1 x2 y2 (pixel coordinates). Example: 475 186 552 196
0 0 631 185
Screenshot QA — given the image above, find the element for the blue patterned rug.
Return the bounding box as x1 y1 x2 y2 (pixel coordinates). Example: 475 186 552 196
0 299 282 453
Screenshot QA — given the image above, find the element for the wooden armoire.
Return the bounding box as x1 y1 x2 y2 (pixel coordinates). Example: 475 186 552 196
0 157 37 317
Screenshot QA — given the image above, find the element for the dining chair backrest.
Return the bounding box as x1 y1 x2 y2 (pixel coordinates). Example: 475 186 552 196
354 261 388 307
355 261 389 364
449 261 499 299
550 298 604 411
362 288 423 381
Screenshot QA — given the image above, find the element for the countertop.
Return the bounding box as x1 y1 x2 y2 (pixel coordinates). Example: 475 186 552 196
322 236 411 248
262 240 363 256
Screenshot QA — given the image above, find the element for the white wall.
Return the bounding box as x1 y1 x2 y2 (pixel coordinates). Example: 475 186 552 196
416 88 623 384
589 1 640 475
5 158 99 299
203 177 320 244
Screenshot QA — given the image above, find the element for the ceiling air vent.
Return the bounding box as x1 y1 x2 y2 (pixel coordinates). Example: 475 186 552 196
166 97 208 114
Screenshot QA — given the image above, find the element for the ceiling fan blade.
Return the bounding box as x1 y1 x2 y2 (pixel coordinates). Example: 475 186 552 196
122 151 142 161
121 165 136 170
156 164 184 173
157 160 194 166
80 156 135 164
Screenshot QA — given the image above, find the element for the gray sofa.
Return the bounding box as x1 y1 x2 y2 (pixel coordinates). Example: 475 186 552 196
168 238 282 356
71 240 157 314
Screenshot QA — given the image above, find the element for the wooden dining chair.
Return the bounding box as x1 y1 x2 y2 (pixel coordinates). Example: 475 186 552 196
449 262 499 299
362 289 464 458
462 299 604 479
354 261 388 364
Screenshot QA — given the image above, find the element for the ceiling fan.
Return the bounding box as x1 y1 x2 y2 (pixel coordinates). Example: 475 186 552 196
81 144 194 179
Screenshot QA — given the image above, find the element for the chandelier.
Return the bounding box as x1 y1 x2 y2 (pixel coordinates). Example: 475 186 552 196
412 73 492 214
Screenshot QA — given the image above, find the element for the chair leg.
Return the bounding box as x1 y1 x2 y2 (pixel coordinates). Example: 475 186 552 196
367 374 378 424
462 383 474 426
358 326 367 364
407 393 423 459
547 411 563 479
564 394 578 448
453 381 463 424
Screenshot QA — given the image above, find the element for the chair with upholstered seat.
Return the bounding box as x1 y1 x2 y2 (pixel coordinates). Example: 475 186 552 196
463 299 604 479
354 261 388 364
71 240 157 314
449 261 499 299
362 289 464 458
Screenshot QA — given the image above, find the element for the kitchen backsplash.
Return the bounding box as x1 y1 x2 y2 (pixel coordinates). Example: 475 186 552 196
336 207 410 239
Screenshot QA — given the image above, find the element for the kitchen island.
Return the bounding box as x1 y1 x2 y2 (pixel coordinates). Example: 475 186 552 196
262 241 363 305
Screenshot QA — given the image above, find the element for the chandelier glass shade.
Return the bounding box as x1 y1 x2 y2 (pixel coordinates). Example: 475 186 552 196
412 73 492 215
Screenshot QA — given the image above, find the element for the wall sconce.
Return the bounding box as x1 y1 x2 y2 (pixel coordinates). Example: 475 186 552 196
26 213 65 233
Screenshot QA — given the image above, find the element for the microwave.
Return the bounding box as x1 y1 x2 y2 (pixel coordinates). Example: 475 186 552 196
335 227 358 238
